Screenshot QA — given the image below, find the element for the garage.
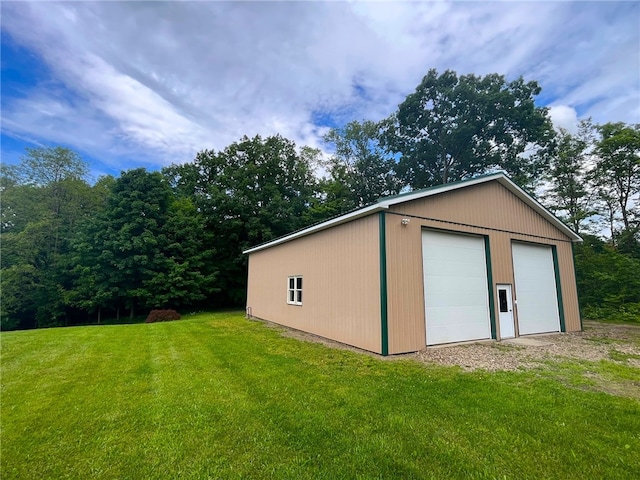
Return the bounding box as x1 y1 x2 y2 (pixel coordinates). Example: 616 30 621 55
512 242 561 335
245 172 582 355
422 230 491 345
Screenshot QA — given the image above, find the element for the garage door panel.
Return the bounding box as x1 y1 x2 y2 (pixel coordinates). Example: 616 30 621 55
425 245 485 262
422 230 491 346
425 276 488 294
423 231 476 246
425 290 490 308
512 243 560 335
424 260 487 278
426 307 493 344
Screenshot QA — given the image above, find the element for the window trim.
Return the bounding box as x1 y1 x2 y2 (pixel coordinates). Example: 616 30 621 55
287 276 303 306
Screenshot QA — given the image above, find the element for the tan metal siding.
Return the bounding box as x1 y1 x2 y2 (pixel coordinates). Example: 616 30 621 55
385 182 581 354
385 216 428 353
389 182 568 240
556 242 581 332
246 214 382 353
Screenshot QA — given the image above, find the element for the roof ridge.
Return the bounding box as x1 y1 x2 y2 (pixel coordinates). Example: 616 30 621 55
376 171 505 203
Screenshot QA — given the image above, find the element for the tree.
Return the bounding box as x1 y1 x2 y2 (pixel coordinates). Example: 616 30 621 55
591 122 640 235
380 69 555 189
0 264 39 330
321 120 400 215
8 146 90 247
66 176 116 323
72 168 220 321
0 164 21 232
77 169 173 319
616 228 640 259
142 197 219 309
544 120 596 234
165 134 319 305
574 234 640 320
18 146 87 183
162 160 203 199
2 147 93 252
0 147 94 329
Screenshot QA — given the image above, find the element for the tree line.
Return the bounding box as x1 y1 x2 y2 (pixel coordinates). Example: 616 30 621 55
1 69 638 330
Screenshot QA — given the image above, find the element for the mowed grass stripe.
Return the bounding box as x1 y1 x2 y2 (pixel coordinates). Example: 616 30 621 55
1 312 639 479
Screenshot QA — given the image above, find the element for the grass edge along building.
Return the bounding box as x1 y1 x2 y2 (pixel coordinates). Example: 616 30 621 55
244 172 582 355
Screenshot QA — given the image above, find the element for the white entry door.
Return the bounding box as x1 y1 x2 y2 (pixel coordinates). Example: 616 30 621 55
422 230 491 346
497 284 515 339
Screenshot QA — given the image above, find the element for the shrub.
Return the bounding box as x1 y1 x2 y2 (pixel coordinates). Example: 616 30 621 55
145 310 181 323
583 304 640 324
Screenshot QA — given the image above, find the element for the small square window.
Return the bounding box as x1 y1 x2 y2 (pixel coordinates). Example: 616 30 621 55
287 276 303 306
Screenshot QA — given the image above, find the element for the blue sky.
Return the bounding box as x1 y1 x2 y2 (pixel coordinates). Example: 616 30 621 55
1 1 639 180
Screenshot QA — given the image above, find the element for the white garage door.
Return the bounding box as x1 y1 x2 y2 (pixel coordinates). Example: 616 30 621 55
512 243 560 335
422 230 491 346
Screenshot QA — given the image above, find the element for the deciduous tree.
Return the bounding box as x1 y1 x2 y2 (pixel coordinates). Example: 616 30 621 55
322 120 400 213
168 135 319 305
592 122 640 234
76 169 173 319
381 69 555 189
544 120 596 234
0 147 93 329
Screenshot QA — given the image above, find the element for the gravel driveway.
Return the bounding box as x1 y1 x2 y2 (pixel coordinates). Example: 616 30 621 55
415 321 640 372
270 318 640 373
267 318 639 398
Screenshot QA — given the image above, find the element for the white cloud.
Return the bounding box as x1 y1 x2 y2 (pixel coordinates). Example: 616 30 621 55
1 1 638 172
548 105 580 133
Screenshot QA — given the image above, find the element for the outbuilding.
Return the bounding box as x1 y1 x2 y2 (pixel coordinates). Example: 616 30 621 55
244 173 582 355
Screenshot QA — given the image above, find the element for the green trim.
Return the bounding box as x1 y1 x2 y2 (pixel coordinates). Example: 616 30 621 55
379 212 389 356
551 246 566 333
571 243 584 331
484 236 497 340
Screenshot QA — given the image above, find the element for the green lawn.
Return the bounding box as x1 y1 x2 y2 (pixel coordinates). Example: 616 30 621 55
2 313 639 479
